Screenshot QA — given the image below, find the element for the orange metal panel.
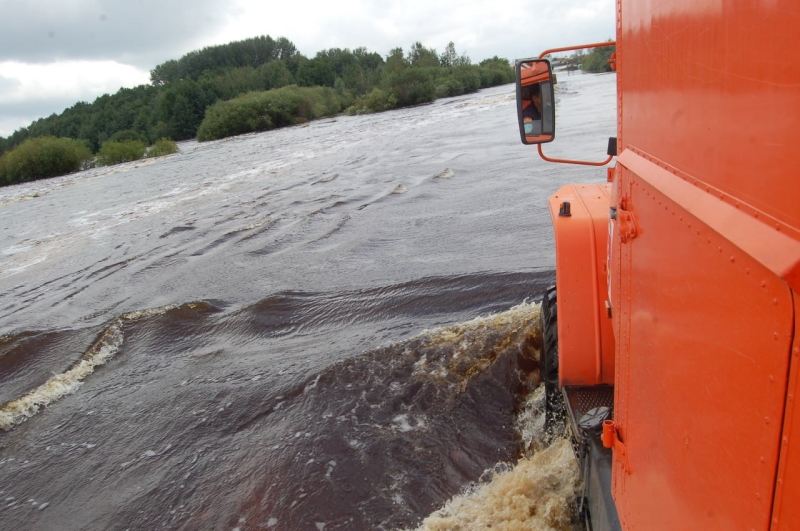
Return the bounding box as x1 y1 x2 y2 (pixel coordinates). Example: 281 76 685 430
549 184 615 386
612 154 794 530
620 0 800 237
771 294 800 531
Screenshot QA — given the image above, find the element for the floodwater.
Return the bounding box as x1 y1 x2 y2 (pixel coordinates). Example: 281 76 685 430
0 70 616 530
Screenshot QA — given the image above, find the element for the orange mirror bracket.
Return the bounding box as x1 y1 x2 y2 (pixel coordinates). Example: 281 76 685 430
532 40 617 166
538 144 614 167
538 41 616 59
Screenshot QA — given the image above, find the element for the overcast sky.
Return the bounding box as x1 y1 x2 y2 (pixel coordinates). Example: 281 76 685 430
0 0 615 137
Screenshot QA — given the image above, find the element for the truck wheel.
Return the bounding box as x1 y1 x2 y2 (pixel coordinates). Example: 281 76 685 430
540 285 566 440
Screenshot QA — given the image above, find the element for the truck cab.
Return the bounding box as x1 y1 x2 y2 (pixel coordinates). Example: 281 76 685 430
518 2 800 530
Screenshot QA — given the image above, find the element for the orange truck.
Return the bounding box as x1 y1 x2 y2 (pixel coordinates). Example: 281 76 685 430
516 1 800 529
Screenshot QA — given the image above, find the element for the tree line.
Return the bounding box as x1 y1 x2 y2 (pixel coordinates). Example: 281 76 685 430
0 36 514 186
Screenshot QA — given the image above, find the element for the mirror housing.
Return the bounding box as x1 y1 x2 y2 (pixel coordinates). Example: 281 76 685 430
515 59 555 144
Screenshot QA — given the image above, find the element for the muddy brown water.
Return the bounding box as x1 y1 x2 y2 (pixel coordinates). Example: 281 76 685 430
0 71 616 530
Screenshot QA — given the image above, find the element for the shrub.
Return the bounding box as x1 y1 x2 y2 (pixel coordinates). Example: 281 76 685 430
581 45 616 73
96 139 147 166
346 88 398 115
477 57 515 87
434 77 464 98
384 68 437 106
452 65 482 93
0 154 7 184
108 129 148 144
0 136 93 185
196 85 346 141
146 138 179 158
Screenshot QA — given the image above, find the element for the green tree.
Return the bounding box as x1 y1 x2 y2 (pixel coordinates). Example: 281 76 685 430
440 42 458 67
296 56 336 87
581 43 616 73
157 79 213 140
385 47 408 73
407 42 439 68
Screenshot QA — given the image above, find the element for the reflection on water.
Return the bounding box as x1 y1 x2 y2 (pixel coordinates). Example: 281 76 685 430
0 72 615 530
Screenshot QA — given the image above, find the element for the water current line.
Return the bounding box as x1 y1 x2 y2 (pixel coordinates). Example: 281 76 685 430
0 304 183 431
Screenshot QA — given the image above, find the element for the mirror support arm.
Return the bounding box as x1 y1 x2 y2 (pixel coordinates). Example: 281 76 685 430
538 41 616 59
537 40 617 166
538 145 614 167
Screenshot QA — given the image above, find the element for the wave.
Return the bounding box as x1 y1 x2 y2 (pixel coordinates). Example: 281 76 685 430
232 300 547 530
415 438 579 531
0 302 210 431
222 271 552 340
413 384 579 531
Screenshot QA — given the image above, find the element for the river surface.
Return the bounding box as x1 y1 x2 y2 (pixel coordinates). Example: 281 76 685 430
0 70 616 531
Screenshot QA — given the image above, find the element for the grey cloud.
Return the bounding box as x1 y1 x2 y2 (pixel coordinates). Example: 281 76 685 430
0 96 83 120
0 75 22 92
0 97 82 136
0 0 237 68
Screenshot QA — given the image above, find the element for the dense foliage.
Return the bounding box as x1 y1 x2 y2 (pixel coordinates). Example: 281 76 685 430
146 138 179 158
581 44 616 73
197 86 349 141
96 140 147 166
558 43 616 73
0 136 92 184
0 36 514 184
149 36 298 85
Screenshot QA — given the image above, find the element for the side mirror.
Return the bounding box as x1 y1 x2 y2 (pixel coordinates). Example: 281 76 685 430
515 59 555 144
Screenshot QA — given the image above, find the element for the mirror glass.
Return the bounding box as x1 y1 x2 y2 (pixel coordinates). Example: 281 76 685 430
516 59 555 144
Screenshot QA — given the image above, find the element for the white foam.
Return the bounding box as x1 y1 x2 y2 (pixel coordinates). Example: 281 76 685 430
415 439 579 531
433 168 455 179
304 374 321 393
0 322 124 431
411 300 541 384
392 414 426 433
393 414 414 432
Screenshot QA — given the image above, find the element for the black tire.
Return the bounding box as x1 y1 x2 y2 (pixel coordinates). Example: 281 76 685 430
540 285 566 440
